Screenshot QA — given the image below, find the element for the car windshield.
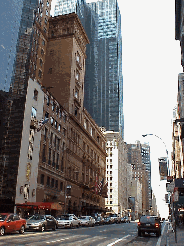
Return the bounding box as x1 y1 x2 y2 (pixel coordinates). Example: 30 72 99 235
140 216 158 223
80 216 89 220
28 215 45 220
57 216 72 220
0 214 7 221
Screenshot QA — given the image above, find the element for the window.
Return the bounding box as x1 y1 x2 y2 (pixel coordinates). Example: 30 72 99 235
38 69 42 78
63 113 66 122
51 178 54 188
54 135 57 147
42 145 46 162
76 52 80 63
56 106 58 115
90 127 93 136
44 127 47 141
83 141 85 151
57 139 60 150
54 120 57 129
56 153 59 168
63 128 66 137
84 120 86 129
50 132 53 144
75 89 78 99
46 9 49 16
74 107 78 116
52 152 55 167
52 102 56 111
62 142 65 152
51 117 54 126
58 124 61 132
45 112 49 119
40 174 44 185
48 148 51 165
40 58 43 67
47 176 50 186
42 39 45 46
41 49 44 56
47 1 49 7
45 18 47 25
31 107 37 118
75 70 79 80
55 180 58 189
60 182 63 191
110 165 112 169
110 183 112 186
33 89 38 101
110 189 112 193
61 157 64 172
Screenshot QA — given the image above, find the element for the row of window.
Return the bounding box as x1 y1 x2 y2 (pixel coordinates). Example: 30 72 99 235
40 174 63 191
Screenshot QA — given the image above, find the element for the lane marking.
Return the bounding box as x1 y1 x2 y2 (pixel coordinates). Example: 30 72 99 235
107 235 130 246
156 222 167 246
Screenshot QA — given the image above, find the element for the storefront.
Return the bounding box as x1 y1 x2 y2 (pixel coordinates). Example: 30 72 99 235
15 202 63 218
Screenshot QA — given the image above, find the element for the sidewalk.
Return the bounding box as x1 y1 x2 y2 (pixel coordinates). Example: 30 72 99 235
160 222 184 246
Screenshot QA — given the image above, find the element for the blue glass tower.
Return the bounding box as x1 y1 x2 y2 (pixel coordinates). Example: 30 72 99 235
53 0 124 138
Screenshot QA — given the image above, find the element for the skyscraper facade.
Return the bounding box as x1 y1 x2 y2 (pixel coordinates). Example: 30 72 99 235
0 0 52 212
53 0 124 138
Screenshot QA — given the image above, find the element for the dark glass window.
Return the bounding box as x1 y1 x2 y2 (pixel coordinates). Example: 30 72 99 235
41 174 44 185
33 89 38 101
47 176 50 186
60 182 63 191
51 178 54 188
55 180 58 189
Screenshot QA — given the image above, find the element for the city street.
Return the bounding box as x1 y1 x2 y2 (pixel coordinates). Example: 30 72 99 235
0 222 165 246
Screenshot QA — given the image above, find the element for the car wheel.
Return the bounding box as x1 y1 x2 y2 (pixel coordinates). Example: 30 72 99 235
19 225 25 234
40 225 45 232
52 224 56 231
138 230 141 237
0 227 5 236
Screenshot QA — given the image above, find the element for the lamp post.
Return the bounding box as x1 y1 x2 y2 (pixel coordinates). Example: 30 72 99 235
142 134 169 176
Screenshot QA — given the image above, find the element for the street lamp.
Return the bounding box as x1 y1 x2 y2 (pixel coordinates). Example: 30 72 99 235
142 134 169 176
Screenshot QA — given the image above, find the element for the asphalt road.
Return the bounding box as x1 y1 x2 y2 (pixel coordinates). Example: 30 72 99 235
0 221 165 246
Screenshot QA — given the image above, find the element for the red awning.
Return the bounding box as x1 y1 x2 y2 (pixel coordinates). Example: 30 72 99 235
16 202 62 210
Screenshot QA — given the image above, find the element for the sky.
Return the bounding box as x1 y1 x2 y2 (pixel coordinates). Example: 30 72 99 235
51 0 183 218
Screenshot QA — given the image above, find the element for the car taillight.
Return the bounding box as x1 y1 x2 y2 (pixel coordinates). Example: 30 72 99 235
155 223 159 228
138 222 141 226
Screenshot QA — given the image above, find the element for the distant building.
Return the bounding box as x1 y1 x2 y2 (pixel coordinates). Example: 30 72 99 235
126 141 150 218
103 131 127 216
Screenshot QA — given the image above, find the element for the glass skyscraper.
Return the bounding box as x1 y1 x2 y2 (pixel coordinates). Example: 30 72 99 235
54 0 124 138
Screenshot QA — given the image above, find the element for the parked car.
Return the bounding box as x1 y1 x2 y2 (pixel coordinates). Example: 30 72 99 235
104 217 112 224
122 216 130 223
26 214 57 232
79 216 95 227
0 213 26 236
95 216 104 225
110 214 121 223
138 215 161 237
56 214 81 228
